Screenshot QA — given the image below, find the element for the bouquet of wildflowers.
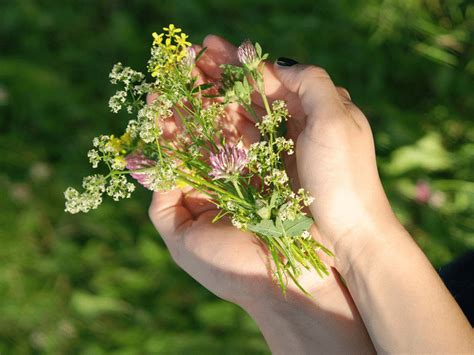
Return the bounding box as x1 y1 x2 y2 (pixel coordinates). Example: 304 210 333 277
65 25 332 294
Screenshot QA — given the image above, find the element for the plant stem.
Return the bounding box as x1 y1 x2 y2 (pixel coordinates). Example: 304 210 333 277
232 179 245 200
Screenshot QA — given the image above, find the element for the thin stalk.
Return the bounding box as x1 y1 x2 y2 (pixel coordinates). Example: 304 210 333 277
232 179 245 200
175 170 252 209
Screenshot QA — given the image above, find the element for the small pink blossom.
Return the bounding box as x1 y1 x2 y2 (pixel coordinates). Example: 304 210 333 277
209 143 248 180
415 181 431 204
126 153 155 190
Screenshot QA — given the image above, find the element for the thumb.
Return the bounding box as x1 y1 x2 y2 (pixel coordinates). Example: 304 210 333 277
273 59 346 123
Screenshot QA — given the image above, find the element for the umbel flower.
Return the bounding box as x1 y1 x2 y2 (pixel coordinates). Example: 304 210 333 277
209 143 248 180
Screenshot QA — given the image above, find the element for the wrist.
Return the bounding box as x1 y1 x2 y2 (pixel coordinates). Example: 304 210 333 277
331 212 409 277
241 273 375 354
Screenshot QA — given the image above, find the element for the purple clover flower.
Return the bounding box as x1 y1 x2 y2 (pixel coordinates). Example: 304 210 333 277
209 143 248 180
126 153 155 190
237 40 257 66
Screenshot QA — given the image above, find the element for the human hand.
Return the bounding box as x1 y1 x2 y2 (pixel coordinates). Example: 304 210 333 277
148 35 374 353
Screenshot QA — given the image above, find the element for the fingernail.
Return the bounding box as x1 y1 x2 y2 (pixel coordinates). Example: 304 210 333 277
276 57 298 67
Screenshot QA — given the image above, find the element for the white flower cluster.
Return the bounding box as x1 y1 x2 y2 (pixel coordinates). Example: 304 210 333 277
106 175 135 201
135 97 173 143
264 169 289 187
277 188 315 221
248 141 272 174
87 149 101 168
108 63 148 114
274 137 294 155
255 100 289 135
88 135 127 171
141 164 177 192
64 174 106 214
109 90 128 114
109 62 145 87
65 173 136 213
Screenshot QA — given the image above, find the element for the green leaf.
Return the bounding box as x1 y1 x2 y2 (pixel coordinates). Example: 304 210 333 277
195 46 207 63
247 219 282 238
248 215 314 238
255 42 262 57
282 215 314 237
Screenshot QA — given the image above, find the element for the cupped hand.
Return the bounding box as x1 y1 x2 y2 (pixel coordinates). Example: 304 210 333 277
148 35 344 304
147 34 376 352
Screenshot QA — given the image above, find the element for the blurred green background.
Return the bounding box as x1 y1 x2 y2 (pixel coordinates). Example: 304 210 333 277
1 0 473 353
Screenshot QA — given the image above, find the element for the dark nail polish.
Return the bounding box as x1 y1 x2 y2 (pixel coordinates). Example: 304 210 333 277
276 57 298 66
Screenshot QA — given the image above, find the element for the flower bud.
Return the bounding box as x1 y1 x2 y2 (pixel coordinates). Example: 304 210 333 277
237 40 259 69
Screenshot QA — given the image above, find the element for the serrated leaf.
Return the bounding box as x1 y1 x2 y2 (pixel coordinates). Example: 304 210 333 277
247 219 282 238
282 215 314 237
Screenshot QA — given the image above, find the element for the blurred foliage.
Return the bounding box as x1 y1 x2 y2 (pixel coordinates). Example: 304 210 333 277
0 0 473 353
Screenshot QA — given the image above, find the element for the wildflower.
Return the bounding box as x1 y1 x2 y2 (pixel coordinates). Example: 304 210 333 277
415 181 431 204
125 153 156 190
152 32 164 45
64 187 103 214
175 33 191 49
106 175 135 201
415 180 445 208
209 143 248 180
126 152 177 191
82 174 106 194
237 40 259 70
163 24 181 37
109 90 127 113
87 149 101 168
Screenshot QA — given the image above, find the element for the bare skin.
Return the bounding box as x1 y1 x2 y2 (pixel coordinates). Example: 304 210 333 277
148 35 473 354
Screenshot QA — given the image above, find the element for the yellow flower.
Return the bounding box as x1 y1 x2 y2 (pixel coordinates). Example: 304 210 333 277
152 32 163 45
164 37 177 51
175 33 191 48
163 24 181 37
151 65 160 77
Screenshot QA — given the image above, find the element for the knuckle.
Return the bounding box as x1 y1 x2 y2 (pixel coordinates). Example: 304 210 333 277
337 86 351 100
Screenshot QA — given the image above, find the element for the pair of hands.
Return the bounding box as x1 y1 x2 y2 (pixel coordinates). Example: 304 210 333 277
149 34 393 302
147 35 398 352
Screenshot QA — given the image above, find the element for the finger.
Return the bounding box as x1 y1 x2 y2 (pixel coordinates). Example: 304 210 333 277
225 108 260 146
336 86 351 101
149 189 192 243
196 35 240 79
273 63 347 128
182 190 217 218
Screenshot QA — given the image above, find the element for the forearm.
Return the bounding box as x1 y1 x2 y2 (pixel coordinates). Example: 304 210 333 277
338 222 473 353
243 275 375 355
